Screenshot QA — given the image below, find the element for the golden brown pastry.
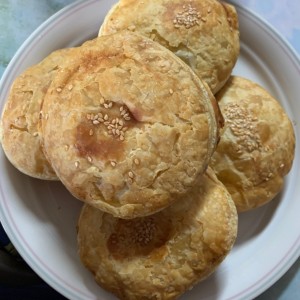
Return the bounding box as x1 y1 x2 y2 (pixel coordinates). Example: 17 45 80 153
41 31 220 219
77 168 238 300
210 76 295 212
0 48 75 180
99 0 240 94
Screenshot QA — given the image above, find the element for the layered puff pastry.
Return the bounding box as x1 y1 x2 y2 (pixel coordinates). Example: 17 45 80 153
77 168 238 300
210 76 295 212
0 48 75 180
41 31 220 219
99 0 240 94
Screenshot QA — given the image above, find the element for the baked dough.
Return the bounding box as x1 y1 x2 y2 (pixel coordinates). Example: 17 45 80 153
99 0 240 94
77 168 238 300
210 76 295 212
0 48 74 180
41 31 219 218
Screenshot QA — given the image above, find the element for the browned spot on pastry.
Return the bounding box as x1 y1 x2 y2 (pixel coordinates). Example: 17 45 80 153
75 121 124 160
107 215 171 260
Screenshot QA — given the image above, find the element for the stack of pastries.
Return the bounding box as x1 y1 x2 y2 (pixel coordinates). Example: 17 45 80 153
0 0 295 299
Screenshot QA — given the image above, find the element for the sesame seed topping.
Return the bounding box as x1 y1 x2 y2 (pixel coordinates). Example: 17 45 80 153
100 98 105 104
173 4 201 29
111 161 117 167
128 171 134 179
87 156 92 162
104 114 109 121
134 158 140 165
89 129 93 136
33 132 38 137
280 164 285 168
224 103 262 153
75 161 80 168
68 85 73 91
169 89 174 94
92 120 100 125
56 87 62 93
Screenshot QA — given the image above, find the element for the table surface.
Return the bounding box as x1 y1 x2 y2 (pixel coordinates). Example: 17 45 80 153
0 0 299 299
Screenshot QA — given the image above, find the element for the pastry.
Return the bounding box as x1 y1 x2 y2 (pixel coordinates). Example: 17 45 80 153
41 31 220 218
77 168 238 300
210 76 295 212
99 0 240 94
0 48 75 180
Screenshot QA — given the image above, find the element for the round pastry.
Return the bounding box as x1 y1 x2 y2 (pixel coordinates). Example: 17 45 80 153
210 76 295 212
99 0 240 94
77 168 238 300
0 48 75 180
41 31 220 219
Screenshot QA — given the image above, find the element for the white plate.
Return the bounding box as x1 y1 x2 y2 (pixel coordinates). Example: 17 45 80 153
0 0 299 299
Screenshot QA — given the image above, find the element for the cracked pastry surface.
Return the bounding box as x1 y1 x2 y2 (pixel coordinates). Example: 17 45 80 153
41 31 219 218
0 48 74 180
99 0 240 94
77 168 238 300
210 76 295 212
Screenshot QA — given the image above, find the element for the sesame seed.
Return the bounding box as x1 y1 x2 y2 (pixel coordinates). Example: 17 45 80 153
120 106 124 112
134 158 140 165
68 85 73 91
120 135 125 141
33 132 38 137
169 89 174 94
104 114 109 121
56 87 62 93
87 156 92 162
280 164 285 168
128 25 136 31
173 3 200 29
124 116 131 121
92 120 100 125
100 98 105 104
128 171 134 179
89 129 93 136
111 161 117 167
224 103 262 153
75 161 80 168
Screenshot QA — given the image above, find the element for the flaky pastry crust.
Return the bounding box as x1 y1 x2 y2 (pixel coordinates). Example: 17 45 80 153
77 168 238 300
210 76 295 212
99 0 240 94
0 49 75 180
41 31 219 218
